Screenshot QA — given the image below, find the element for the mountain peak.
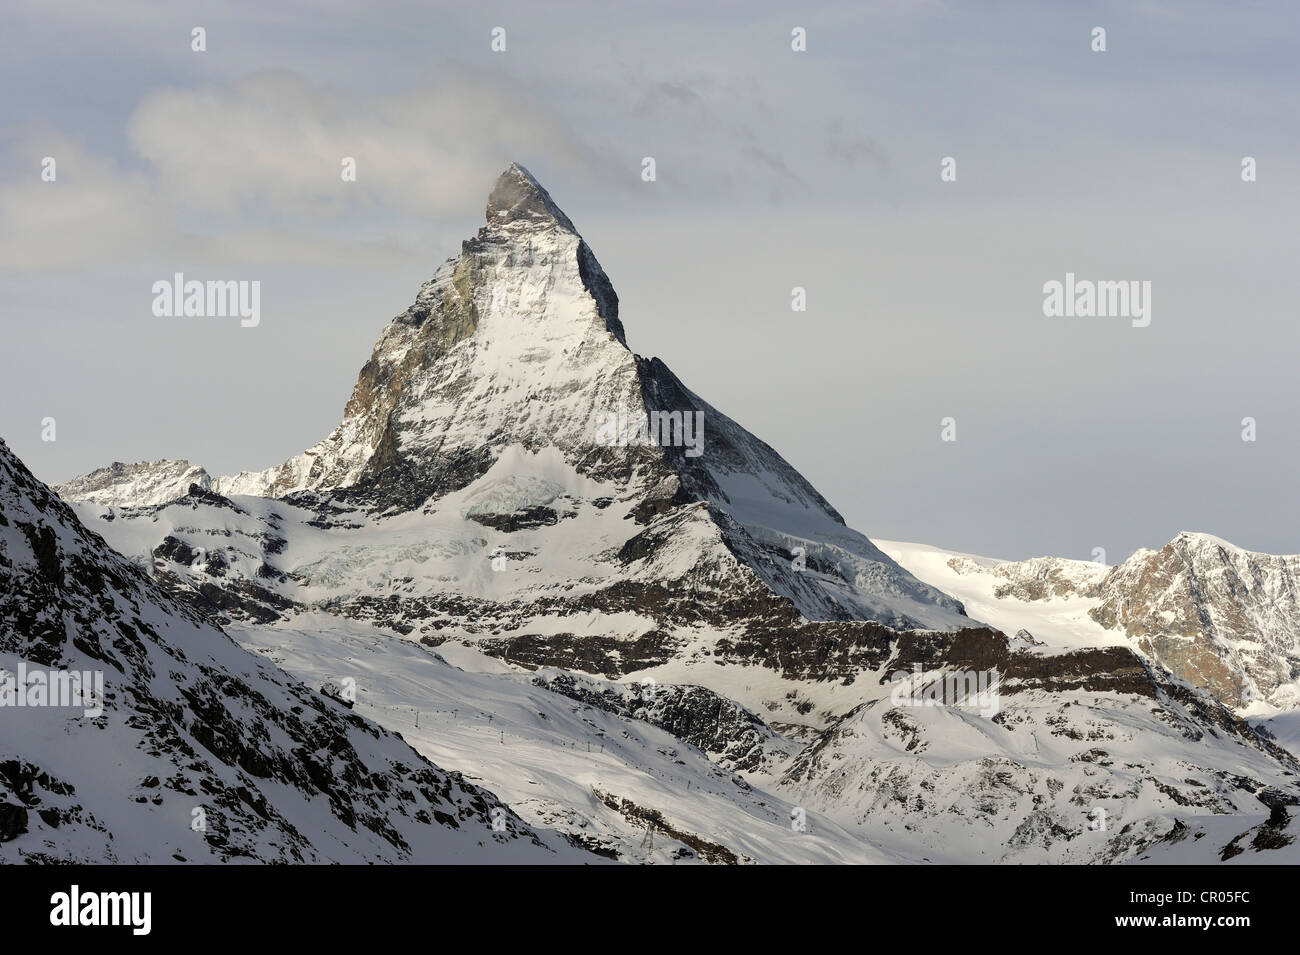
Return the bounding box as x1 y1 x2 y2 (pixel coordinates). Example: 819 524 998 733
1170 530 1242 552
54 457 213 507
486 162 577 233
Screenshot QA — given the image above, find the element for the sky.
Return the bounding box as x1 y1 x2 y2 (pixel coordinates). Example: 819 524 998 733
2 0 1298 563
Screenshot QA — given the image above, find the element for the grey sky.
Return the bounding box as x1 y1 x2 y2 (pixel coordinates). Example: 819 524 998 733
2 0 1298 563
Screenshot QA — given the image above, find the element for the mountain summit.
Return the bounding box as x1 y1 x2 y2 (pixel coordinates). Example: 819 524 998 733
486 162 579 233
214 161 631 505
1091 531 1300 709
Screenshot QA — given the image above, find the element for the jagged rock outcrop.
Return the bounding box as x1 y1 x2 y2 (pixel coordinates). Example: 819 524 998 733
532 670 790 772
1090 532 1300 709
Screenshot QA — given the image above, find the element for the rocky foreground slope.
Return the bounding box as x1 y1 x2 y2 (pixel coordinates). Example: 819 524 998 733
0 438 582 862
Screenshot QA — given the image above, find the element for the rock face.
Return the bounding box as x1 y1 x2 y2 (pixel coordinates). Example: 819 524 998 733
0 438 580 863
54 459 213 508
1090 532 1300 710
532 671 792 773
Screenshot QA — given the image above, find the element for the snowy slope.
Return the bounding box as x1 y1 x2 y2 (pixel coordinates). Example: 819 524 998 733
879 540 1119 651
227 610 1300 865
776 625 1300 864
782 677 1300 864
63 477 974 729
0 438 586 863
232 614 893 864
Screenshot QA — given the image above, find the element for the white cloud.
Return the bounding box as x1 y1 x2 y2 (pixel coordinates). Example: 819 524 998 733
0 135 168 272
126 67 606 220
0 66 608 271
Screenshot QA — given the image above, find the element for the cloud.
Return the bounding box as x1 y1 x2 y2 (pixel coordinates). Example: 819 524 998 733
0 65 609 270
825 120 890 172
0 134 169 272
127 66 609 219
740 143 800 182
630 78 713 115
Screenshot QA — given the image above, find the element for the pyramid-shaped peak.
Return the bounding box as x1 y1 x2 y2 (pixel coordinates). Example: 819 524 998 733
486 162 577 233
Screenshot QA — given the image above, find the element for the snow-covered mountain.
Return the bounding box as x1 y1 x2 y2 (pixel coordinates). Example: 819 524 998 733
0 432 889 864
35 164 1300 865
0 438 584 863
55 163 971 734
55 459 215 508
883 535 1300 714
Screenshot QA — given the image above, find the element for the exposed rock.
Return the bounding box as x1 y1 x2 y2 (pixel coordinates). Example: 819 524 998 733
1091 532 1300 709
